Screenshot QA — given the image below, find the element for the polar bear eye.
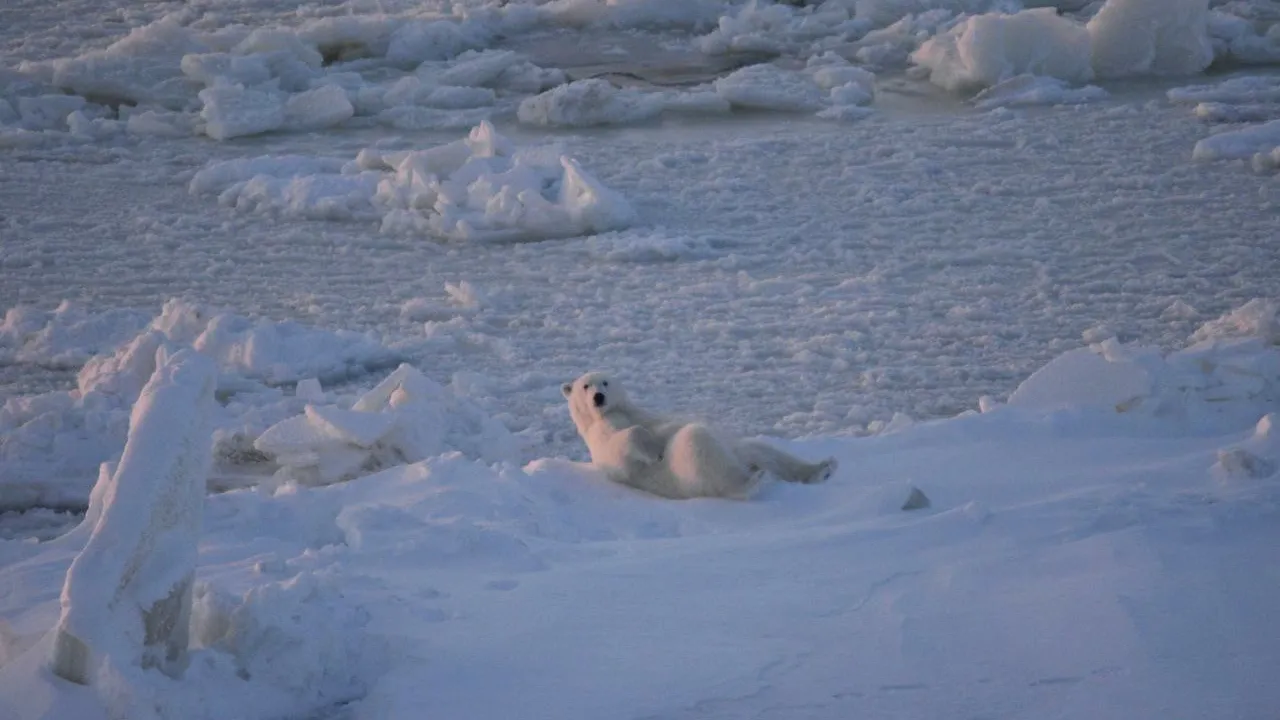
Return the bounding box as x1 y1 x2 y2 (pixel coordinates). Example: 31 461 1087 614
602 381 608 387
583 383 589 390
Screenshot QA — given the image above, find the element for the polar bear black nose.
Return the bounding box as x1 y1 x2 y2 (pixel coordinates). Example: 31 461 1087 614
592 392 605 407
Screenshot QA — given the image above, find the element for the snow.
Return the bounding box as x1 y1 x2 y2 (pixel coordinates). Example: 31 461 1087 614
585 231 726 263
0 300 405 510
1087 0 1214 78
539 0 726 32
912 0 1215 93
971 74 1107 110
1169 75 1280 105
714 63 827 112
911 9 1094 93
517 79 664 127
282 84 354 131
191 121 636 241
51 348 215 685
254 363 520 486
1192 101 1280 124
4 0 1280 716
0 302 149 369
4 303 1280 718
198 84 284 141
1208 10 1280 66
1191 118 1280 161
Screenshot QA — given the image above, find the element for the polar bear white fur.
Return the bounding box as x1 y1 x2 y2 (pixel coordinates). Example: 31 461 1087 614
562 371 838 499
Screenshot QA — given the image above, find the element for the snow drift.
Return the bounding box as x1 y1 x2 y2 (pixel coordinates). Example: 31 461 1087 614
517 79 664 127
912 0 1214 93
51 348 215 685
911 9 1094 93
1191 119 1280 165
0 300 403 510
253 363 520 486
190 121 637 242
1010 298 1280 431
3 300 1280 720
1087 0 1213 78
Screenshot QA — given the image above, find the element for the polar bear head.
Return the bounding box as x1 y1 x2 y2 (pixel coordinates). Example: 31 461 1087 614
562 371 629 431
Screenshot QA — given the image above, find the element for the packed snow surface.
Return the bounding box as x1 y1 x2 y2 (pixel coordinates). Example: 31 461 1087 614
912 0 1216 92
188 121 636 241
911 9 1094 93
2 302 1280 719
3 0 1280 717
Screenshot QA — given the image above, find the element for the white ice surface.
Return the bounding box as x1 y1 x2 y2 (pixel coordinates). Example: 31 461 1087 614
52 348 215 684
3 3 1280 715
517 79 664 127
3 310 1280 718
4 88 1279 458
714 62 827 111
971 73 1107 110
912 0 1217 93
911 9 1094 93
190 121 636 241
1168 75 1280 105
0 300 405 510
1087 0 1213 78
1191 118 1280 161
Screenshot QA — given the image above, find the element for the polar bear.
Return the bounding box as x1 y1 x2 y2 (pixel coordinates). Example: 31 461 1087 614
562 371 837 499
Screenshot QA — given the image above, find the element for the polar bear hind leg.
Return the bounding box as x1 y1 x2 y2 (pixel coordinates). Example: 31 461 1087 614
736 439 837 485
665 424 763 499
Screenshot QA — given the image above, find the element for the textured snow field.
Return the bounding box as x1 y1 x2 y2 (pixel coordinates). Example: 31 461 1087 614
3 0 1280 718
5 96 1279 454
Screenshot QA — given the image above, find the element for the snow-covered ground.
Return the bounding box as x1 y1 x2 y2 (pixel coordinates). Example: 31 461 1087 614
3 0 1280 717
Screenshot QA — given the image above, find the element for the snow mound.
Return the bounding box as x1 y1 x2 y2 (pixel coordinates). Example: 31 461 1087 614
254 363 520 485
912 0 1214 93
854 0 1014 29
424 49 566 93
198 84 285 141
7 294 1280 719
1213 413 1279 481
697 1 810 56
151 299 401 385
0 300 402 510
1087 0 1213 78
37 16 210 110
911 9 1093 93
51 348 215 684
192 121 636 242
1192 102 1280 124
8 13 561 143
971 74 1107 110
1009 299 1280 432
850 10 965 71
517 79 664 127
192 156 381 220
1188 298 1279 345
1192 119 1280 162
1208 9 1280 66
1252 145 1280 173
1169 75 1280 106
714 63 827 112
0 302 149 368
191 571 374 709
539 0 726 32
585 232 725 263
805 52 877 116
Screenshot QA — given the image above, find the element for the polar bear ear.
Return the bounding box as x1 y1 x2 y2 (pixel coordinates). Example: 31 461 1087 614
561 382 573 397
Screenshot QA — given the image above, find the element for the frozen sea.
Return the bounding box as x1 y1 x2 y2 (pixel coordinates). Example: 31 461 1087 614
2 0 1280 718
3 66 1277 455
